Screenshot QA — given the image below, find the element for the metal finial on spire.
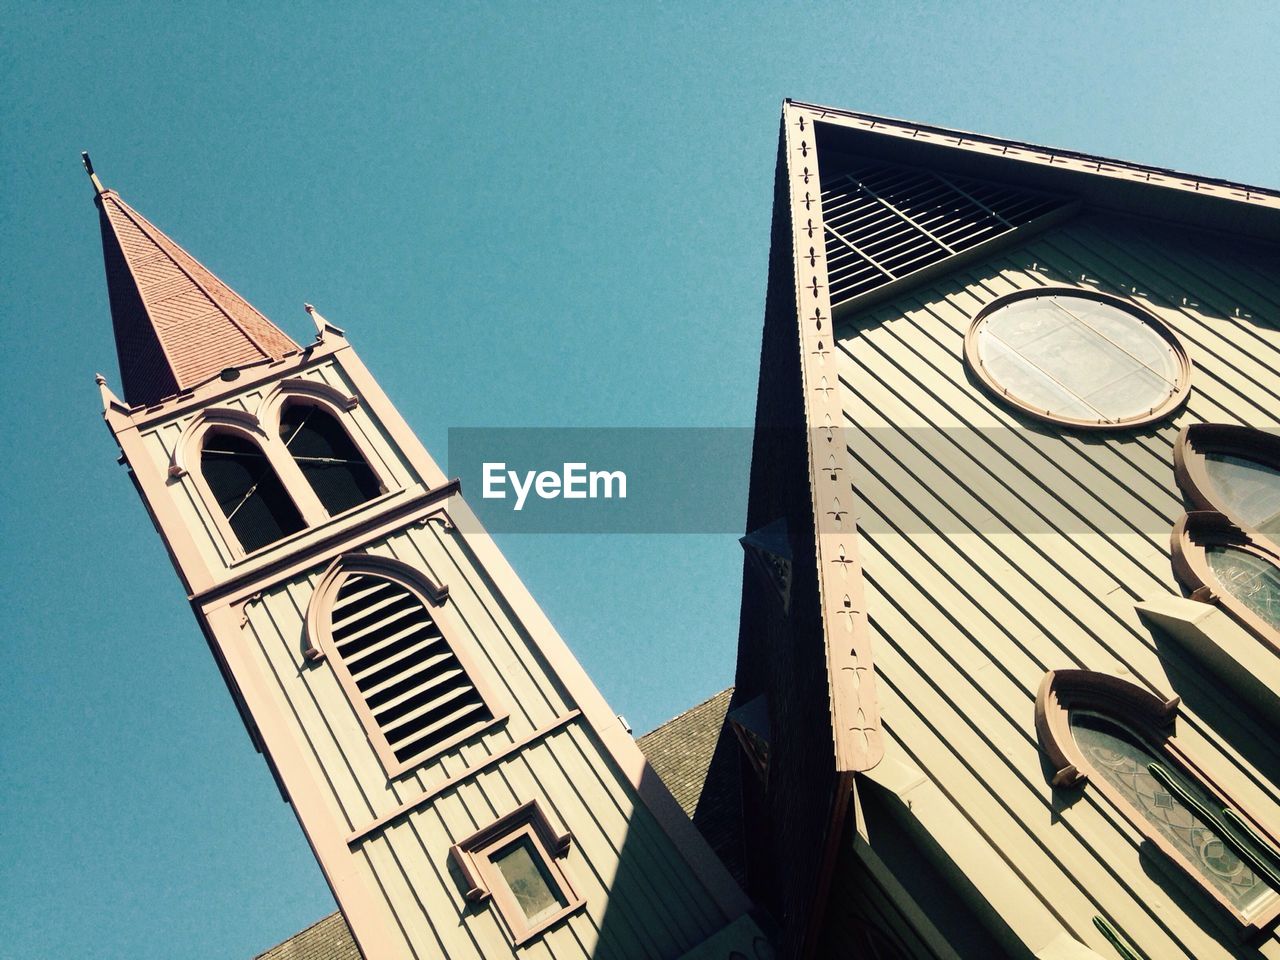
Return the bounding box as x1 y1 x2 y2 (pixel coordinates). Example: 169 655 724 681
304 302 345 341
81 151 105 195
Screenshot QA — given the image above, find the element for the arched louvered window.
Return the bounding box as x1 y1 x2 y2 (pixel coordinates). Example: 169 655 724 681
279 403 381 516
307 559 502 774
1037 670 1280 928
201 430 305 552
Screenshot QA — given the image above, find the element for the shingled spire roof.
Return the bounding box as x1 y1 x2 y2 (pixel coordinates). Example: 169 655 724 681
87 156 299 407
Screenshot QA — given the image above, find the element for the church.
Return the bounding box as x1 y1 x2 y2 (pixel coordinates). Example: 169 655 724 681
89 100 1280 959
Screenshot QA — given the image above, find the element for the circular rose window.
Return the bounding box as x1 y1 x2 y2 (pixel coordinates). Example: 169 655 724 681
965 288 1191 429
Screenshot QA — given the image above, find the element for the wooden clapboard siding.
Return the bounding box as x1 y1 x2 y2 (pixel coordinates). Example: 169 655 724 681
836 208 1280 957
123 344 745 959
223 520 730 957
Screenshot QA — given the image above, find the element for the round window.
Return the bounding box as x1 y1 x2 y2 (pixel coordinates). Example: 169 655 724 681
965 288 1191 429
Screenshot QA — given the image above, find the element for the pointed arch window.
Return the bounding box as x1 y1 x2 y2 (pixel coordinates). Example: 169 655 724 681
305 555 505 775
201 430 305 552
1174 424 1280 546
1037 670 1280 928
1172 512 1280 652
279 402 383 516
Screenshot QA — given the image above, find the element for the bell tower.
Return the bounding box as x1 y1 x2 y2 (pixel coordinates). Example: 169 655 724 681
87 157 767 960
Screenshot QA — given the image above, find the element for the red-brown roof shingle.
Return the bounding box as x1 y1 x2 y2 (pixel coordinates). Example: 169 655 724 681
95 189 298 406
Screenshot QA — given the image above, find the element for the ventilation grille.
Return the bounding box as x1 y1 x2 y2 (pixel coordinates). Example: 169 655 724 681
821 159 1067 310
332 574 491 764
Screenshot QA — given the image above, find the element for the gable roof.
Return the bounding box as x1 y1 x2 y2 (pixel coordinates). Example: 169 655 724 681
636 687 734 816
91 176 299 407
255 912 360 960
777 96 1280 778
751 98 1280 958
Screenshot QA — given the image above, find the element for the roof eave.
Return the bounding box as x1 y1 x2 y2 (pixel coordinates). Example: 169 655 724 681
780 102 886 777
790 98 1280 244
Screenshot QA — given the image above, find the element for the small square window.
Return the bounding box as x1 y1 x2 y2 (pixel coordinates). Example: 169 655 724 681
492 834 569 923
450 801 585 945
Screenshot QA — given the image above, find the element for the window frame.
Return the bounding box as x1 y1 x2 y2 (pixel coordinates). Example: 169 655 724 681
449 800 585 947
304 552 507 778
1171 511 1280 654
172 408 325 560
963 286 1192 431
1036 669 1280 932
257 378 392 519
1173 423 1280 553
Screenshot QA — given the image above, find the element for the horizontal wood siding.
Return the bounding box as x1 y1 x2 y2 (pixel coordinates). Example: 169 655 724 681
836 211 1280 958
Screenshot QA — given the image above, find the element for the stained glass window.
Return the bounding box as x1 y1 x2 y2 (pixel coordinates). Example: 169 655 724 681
1207 547 1280 631
280 404 381 516
491 835 567 923
1070 711 1273 913
1204 453 1280 539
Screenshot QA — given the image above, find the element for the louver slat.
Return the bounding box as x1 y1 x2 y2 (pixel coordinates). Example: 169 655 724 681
351 634 445 688
362 650 458 706
821 157 1069 310
344 621 442 674
330 574 492 767
390 701 491 762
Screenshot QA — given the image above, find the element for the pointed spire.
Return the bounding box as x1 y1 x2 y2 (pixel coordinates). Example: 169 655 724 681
89 165 300 407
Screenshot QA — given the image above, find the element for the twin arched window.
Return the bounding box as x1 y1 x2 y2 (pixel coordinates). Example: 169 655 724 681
199 398 383 554
1172 424 1280 648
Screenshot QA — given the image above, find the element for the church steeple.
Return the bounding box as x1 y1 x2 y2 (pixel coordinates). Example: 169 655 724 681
85 153 298 407
89 163 763 960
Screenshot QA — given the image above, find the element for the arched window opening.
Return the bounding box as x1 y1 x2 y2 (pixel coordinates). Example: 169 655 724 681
1172 513 1280 650
1203 458 1280 539
1207 546 1280 632
1071 711 1276 915
1037 669 1280 927
279 403 381 516
325 571 495 769
201 430 305 552
1174 424 1280 544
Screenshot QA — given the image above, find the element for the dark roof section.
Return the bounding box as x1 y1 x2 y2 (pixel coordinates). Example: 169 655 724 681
636 687 734 815
639 687 747 886
94 187 299 407
254 912 360 960
799 100 1280 244
252 689 742 959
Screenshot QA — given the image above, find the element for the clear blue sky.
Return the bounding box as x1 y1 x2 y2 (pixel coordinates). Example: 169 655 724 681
3 3 1277 958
